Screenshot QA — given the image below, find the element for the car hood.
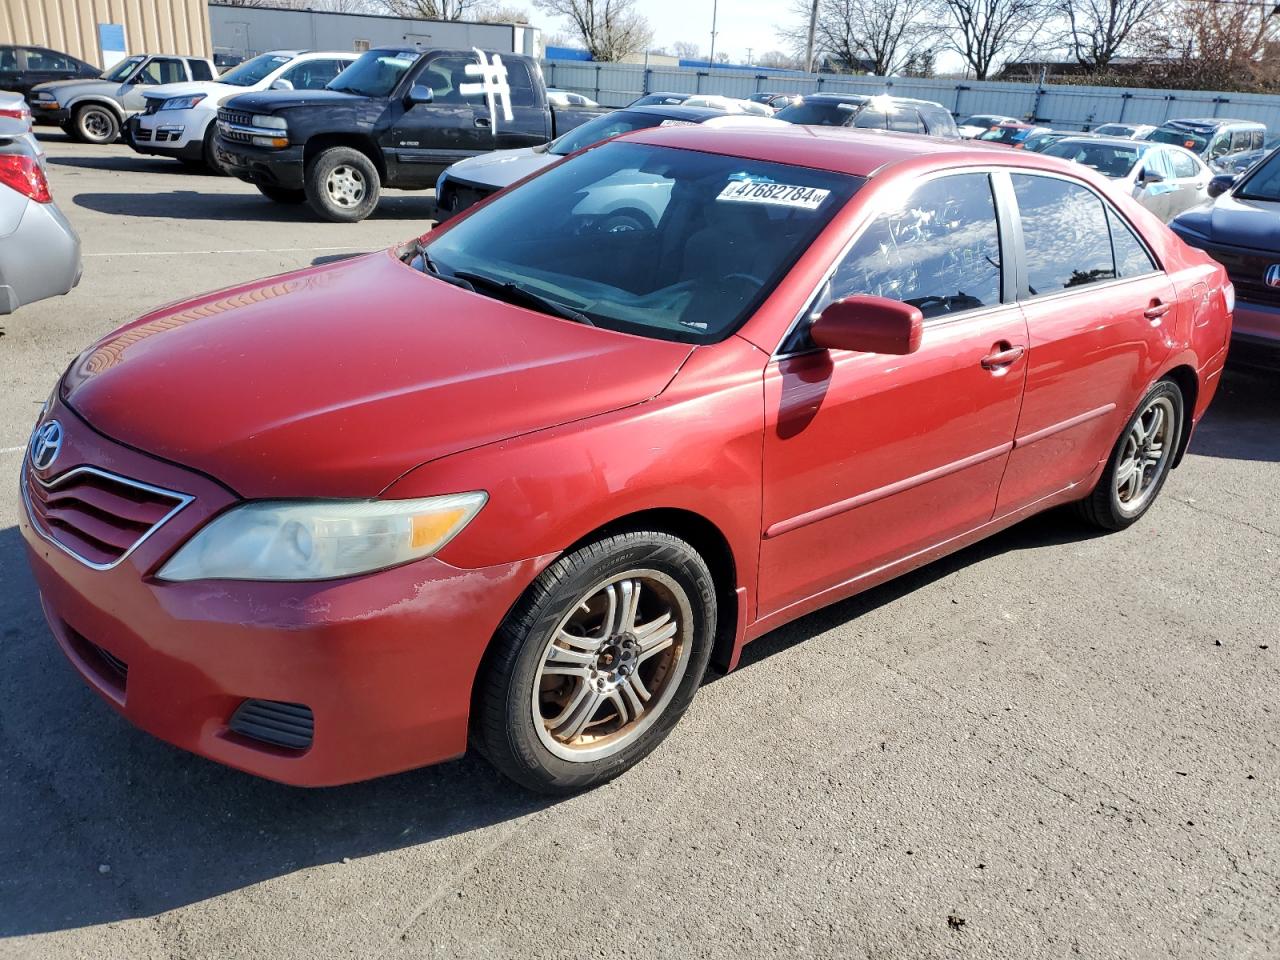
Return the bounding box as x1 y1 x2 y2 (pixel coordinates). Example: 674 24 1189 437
1172 192 1280 249
446 146 556 189
30 79 116 99
61 250 693 499
223 88 372 114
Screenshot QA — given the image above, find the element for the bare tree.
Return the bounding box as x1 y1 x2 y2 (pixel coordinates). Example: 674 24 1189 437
1133 0 1280 89
472 3 532 21
1058 0 1159 69
933 0 1050 79
787 0 937 75
672 40 703 60
757 49 802 68
534 0 653 60
381 0 474 20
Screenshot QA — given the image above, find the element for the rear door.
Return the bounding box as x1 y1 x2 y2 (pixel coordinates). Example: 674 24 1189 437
994 172 1175 513
496 57 549 150
124 57 187 112
1165 148 1209 219
20 48 82 93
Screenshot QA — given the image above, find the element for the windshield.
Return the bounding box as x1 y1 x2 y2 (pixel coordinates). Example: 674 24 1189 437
1043 140 1143 178
977 126 1029 144
329 50 417 97
423 141 860 343
219 53 292 87
960 115 1002 127
103 56 144 83
1235 148 1280 201
775 100 860 126
1093 124 1132 137
549 110 674 156
1150 127 1208 153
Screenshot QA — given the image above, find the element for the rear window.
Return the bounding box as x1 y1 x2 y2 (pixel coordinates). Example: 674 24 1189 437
775 100 862 126
188 59 213 81
1150 126 1209 153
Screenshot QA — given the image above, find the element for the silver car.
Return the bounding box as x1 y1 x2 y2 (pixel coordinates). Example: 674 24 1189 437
1042 136 1211 222
0 90 43 166
0 132 80 314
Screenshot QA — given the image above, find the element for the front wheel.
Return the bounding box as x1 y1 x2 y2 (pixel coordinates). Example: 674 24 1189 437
72 104 119 144
304 146 380 222
1076 379 1184 530
473 531 717 794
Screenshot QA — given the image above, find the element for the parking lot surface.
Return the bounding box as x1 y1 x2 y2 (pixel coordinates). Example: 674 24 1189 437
2 135 1278 960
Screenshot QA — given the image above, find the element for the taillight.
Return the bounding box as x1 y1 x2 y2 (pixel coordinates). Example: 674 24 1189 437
0 154 52 203
0 105 31 122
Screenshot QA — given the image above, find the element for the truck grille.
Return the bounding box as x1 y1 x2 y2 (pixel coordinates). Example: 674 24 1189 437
229 699 315 750
23 465 193 569
1195 241 1280 308
217 108 255 143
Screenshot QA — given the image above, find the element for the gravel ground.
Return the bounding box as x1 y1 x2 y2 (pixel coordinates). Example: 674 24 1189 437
1 134 1277 960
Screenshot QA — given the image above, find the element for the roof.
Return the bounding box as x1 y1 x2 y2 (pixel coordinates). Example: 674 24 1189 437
623 103 759 122
1051 136 1153 149
623 123 1069 178
1161 118 1262 129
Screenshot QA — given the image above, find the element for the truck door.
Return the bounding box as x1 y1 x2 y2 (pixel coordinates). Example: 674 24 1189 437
497 57 550 150
384 52 495 187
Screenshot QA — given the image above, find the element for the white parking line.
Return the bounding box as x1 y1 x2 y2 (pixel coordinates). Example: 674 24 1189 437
84 245 375 258
1 445 26 455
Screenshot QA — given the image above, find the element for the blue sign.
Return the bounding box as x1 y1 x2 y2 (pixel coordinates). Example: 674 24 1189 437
98 23 126 69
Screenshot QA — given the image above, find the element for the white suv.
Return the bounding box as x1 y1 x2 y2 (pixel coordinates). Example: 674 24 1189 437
126 50 357 172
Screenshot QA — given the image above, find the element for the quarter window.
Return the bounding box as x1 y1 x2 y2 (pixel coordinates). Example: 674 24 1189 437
827 173 1003 318
1108 209 1156 278
1169 150 1198 179
852 107 887 130
1012 174 1115 295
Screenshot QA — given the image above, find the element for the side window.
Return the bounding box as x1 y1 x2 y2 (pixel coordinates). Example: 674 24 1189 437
1108 208 1156 278
137 58 185 85
188 59 213 81
1169 150 1198 179
827 173 1002 319
888 108 925 134
283 59 345 90
1013 174 1115 294
1231 130 1252 152
0 48 18 71
26 48 72 71
418 55 481 104
1144 149 1173 180
506 59 536 107
852 107 887 130
1208 133 1231 159
1251 130 1265 150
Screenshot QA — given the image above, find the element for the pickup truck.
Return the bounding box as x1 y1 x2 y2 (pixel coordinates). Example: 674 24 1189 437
216 47 607 222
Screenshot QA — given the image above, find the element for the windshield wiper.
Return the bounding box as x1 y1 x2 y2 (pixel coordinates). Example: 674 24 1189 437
408 240 476 291
452 270 595 326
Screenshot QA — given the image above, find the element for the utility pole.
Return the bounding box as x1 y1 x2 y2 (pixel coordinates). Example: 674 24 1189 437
746 46 753 65
803 0 819 72
708 0 719 67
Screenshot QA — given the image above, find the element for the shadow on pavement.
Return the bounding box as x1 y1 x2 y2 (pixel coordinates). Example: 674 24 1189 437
1188 364 1280 463
49 153 207 175
72 189 432 223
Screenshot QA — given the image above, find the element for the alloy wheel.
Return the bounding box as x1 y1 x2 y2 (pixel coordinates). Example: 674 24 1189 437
325 164 366 207
1114 394 1176 515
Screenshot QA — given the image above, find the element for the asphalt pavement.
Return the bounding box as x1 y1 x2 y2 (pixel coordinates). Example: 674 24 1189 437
1 134 1277 960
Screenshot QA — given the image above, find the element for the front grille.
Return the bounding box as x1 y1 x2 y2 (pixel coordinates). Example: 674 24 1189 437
217 108 255 143
229 699 314 750
1195 241 1280 308
24 465 192 569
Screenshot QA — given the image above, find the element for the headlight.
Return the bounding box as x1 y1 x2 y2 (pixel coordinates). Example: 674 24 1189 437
156 492 487 582
251 114 287 130
1224 282 1235 314
33 91 55 101
160 94 205 111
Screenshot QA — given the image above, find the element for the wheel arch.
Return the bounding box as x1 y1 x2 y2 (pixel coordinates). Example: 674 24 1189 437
67 96 125 121
303 133 387 181
1160 363 1199 467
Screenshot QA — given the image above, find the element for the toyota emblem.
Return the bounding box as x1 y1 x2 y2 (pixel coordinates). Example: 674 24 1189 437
1266 264 1280 289
29 420 63 471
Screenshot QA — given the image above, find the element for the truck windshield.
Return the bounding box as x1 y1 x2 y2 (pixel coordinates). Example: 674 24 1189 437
219 53 292 87
1150 127 1209 153
103 56 145 83
423 141 861 344
329 51 417 98
1234 149 1280 202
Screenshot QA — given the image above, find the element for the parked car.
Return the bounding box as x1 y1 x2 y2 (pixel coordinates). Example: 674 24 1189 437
126 50 358 172
975 122 1049 146
0 45 99 98
627 92 690 107
1171 146 1280 367
28 53 218 144
0 92 43 166
1018 129 1098 153
436 103 784 220
1042 136 1210 222
21 125 1229 793
547 89 598 107
748 91 801 111
956 113 1018 138
0 132 80 314
1148 118 1267 171
1222 134 1280 175
776 94 959 137
216 47 607 222
682 94 773 116
1091 122 1156 139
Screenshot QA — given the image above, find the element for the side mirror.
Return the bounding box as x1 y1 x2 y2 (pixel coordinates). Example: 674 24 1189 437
1208 173 1236 198
405 84 434 105
270 78 293 91
1140 168 1165 185
810 295 923 355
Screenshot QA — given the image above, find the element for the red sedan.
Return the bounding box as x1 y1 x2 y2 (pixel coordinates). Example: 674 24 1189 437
21 126 1232 793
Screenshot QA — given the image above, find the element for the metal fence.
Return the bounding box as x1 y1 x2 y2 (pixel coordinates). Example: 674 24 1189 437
543 59 1280 131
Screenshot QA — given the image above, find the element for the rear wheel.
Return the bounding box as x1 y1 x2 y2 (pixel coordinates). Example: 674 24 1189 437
255 183 307 204
473 531 717 794
1076 379 1184 530
73 104 119 145
304 146 380 222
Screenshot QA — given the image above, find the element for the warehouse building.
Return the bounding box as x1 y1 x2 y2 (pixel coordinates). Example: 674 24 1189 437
0 0 212 67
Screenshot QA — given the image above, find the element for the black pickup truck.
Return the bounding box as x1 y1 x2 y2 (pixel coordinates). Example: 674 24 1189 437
215 47 606 222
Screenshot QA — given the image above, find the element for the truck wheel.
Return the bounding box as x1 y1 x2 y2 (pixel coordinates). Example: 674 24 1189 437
256 183 307 204
73 104 119 145
202 127 229 176
304 146 380 222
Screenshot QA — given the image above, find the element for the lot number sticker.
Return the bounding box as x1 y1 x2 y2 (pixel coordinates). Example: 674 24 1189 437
718 179 830 209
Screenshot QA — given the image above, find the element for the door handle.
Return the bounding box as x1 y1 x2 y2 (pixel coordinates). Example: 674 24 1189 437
981 343 1025 370
474 116 491 128
1144 300 1172 321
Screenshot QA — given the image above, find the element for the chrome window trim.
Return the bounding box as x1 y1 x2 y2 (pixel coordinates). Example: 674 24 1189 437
21 462 195 572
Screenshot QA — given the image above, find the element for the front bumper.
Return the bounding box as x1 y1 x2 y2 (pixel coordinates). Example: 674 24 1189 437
29 102 69 124
0 198 81 314
126 113 205 161
20 399 551 786
216 138 306 190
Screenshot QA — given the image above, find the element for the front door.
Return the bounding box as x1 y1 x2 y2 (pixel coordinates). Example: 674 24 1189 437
995 172 1176 513
121 57 187 112
385 52 495 186
758 172 1028 617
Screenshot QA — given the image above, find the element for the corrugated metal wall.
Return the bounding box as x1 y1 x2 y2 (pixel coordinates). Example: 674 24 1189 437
544 59 1280 131
0 0 212 67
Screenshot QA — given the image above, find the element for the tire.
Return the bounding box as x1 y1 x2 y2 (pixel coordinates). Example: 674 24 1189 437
72 104 120 145
1075 378 1184 531
255 183 307 205
303 146 380 222
596 208 653 233
202 127 229 175
473 530 717 794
